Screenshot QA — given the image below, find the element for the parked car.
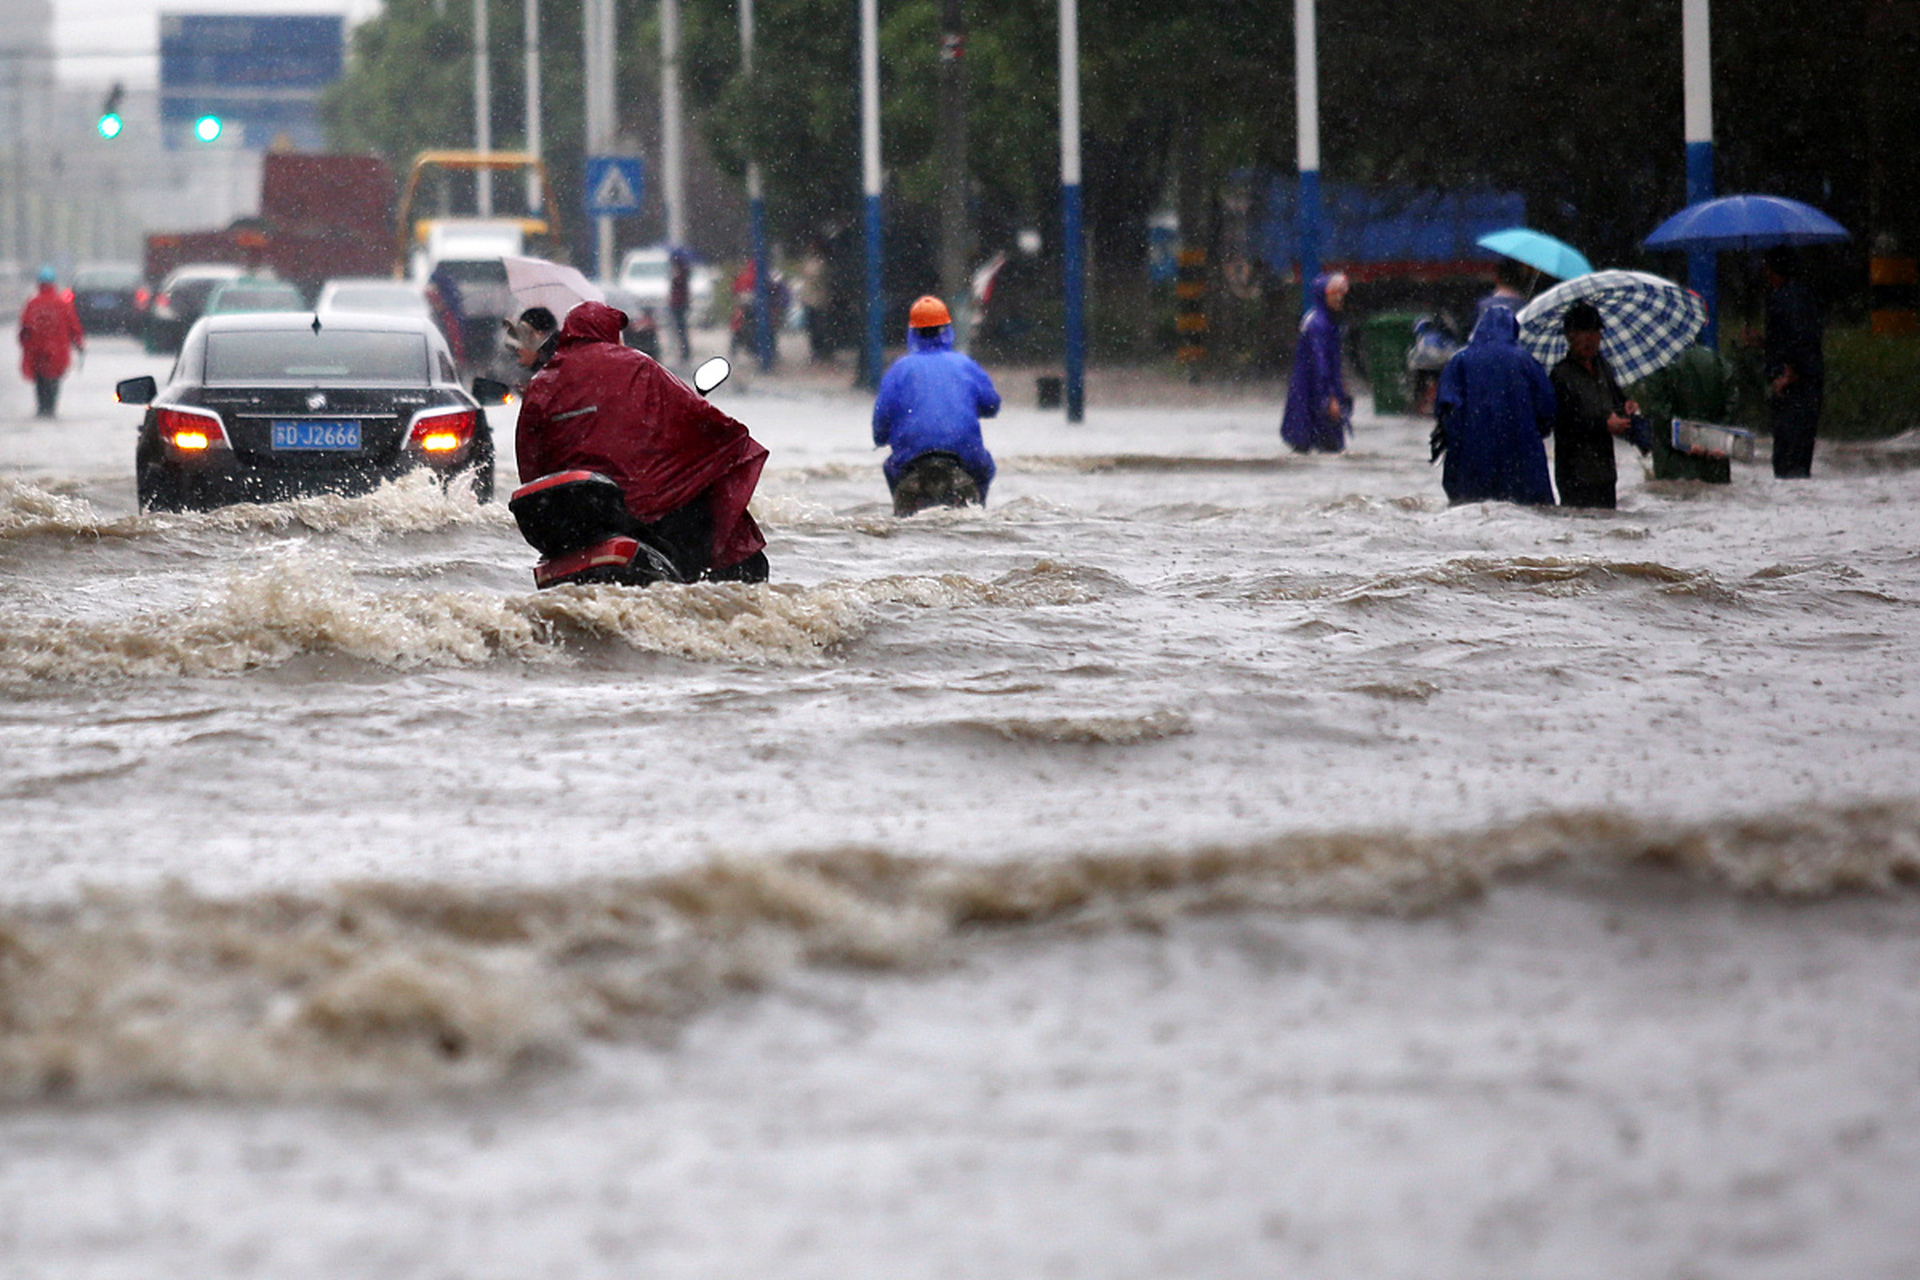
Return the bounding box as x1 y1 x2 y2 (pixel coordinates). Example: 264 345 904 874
70 262 149 335
315 277 432 321
119 311 498 511
617 246 715 317
204 278 307 316
143 263 245 355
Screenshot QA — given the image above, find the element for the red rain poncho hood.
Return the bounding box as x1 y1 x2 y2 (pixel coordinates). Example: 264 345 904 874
516 302 767 571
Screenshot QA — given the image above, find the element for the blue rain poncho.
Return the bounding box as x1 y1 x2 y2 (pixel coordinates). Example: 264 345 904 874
1279 273 1352 453
1434 305 1558 506
872 324 1001 496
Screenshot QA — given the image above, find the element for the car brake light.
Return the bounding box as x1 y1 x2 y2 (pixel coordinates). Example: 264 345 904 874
155 406 227 453
134 286 151 309
407 407 478 456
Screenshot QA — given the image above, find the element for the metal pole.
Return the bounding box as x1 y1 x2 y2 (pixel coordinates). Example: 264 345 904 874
741 0 773 370
1059 0 1084 421
583 0 615 278
662 0 687 247
860 0 883 390
474 0 492 216
937 0 971 325
1683 0 1717 346
1294 0 1321 304
524 0 542 215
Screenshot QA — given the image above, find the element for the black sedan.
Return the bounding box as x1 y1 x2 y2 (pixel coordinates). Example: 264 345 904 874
70 262 149 335
119 311 502 512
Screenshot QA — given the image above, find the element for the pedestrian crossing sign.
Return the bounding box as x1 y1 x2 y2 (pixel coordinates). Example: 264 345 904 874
584 156 645 217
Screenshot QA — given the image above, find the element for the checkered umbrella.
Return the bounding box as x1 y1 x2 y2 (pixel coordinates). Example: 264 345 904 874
1515 270 1706 385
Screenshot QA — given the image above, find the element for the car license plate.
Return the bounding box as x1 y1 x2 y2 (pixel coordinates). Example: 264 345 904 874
271 419 361 450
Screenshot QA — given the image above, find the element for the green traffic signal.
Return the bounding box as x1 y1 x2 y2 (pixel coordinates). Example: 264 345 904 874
97 82 124 140
194 115 222 143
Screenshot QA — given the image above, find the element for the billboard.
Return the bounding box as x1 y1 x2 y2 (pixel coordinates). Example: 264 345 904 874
158 14 344 151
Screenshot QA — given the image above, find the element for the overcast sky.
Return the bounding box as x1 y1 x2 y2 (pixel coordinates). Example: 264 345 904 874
54 0 382 88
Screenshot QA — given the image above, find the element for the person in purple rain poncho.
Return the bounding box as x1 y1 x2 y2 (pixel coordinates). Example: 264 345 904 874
1280 272 1353 453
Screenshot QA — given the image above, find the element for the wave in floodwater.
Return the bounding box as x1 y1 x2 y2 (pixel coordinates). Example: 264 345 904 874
1 799 1913 1103
0 550 1106 684
1251 555 1758 606
0 472 505 544
948 708 1194 745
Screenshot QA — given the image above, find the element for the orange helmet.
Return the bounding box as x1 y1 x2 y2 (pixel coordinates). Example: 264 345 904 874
909 295 951 328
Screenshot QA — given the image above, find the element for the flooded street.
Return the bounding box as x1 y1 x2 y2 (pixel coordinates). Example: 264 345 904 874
4 336 1920 1277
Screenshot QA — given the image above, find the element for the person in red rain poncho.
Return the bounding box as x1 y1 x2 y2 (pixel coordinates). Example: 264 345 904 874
517 301 770 582
17 266 85 418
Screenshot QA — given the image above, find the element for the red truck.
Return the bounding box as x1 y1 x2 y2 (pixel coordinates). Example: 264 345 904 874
143 153 397 297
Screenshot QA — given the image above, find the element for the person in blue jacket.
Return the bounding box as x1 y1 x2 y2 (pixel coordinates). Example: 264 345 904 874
1431 303 1558 506
873 295 1001 516
1280 271 1353 453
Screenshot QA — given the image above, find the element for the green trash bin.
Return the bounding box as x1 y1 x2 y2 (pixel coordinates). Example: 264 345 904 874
1359 310 1421 416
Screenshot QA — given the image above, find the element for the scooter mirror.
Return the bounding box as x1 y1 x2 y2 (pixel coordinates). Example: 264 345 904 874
692 357 731 397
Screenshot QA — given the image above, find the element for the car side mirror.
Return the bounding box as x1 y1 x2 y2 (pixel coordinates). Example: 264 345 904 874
115 376 157 405
692 356 730 397
470 376 512 406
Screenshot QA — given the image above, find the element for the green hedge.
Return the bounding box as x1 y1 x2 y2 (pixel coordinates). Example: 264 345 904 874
1817 328 1920 441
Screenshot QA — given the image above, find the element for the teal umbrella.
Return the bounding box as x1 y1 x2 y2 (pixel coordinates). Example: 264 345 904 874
1475 228 1594 281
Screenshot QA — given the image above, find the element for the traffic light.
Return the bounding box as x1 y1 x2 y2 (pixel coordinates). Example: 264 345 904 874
97 82 124 140
194 114 223 143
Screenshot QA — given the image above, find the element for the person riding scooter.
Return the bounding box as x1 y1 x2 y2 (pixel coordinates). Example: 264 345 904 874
515 301 769 582
872 295 1000 517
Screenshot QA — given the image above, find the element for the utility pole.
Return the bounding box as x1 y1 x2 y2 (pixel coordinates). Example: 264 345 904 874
860 0 882 389
1059 0 1084 421
583 0 615 277
662 0 686 247
740 0 773 369
524 0 541 215
1294 0 1322 303
1682 0 1715 344
937 0 971 331
474 0 492 216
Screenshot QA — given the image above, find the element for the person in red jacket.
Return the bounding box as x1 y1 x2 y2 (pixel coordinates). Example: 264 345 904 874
17 266 85 418
516 301 770 582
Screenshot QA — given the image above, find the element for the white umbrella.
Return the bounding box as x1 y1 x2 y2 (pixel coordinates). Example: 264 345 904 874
501 254 605 320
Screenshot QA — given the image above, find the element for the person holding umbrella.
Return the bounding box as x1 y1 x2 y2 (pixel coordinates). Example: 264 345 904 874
1762 247 1825 478
1549 302 1648 509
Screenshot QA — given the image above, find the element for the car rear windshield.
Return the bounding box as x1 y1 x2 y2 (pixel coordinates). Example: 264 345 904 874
204 330 431 385
432 259 508 286
326 286 425 314
213 287 305 312
75 267 143 289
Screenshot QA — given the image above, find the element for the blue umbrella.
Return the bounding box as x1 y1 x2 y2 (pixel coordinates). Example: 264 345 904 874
1475 228 1594 281
1643 194 1849 252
